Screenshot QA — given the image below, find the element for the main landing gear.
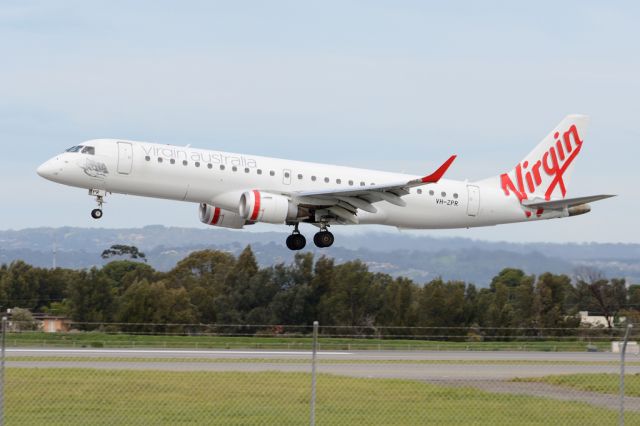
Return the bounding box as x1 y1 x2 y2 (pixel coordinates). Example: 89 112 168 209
286 224 306 250
89 189 106 220
286 223 335 251
313 229 334 248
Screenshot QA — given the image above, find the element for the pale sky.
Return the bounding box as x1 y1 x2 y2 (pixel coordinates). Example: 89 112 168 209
1 1 638 243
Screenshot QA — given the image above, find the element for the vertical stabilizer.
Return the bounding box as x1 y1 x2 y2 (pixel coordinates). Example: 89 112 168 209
499 115 589 202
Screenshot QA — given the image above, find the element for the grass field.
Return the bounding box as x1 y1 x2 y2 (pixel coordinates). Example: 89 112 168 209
5 331 613 352
514 373 640 397
7 368 636 425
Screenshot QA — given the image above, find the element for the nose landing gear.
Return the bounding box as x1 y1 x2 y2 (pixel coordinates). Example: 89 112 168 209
91 208 103 219
89 189 106 220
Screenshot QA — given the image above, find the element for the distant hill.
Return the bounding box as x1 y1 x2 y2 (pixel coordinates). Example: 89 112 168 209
0 226 638 286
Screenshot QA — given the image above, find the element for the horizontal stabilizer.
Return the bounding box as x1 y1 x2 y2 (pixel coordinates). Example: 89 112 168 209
522 194 615 210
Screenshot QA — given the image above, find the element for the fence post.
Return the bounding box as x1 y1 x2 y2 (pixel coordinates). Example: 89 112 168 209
0 316 7 426
619 323 632 426
310 321 318 426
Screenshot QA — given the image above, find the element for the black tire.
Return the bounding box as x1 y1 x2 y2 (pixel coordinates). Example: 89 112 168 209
91 209 103 219
286 234 306 250
314 231 334 248
293 234 306 250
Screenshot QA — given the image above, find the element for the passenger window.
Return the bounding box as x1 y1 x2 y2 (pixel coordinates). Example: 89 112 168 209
170 159 176 164
324 177 329 183
195 162 200 167
257 169 262 175
348 180 354 186
298 174 303 180
81 146 95 155
311 176 317 181
207 163 212 169
157 157 163 163
220 165 225 170
360 182 365 186
453 193 458 199
336 179 341 184
232 166 238 172
417 189 422 194
145 156 150 161
429 190 434 196
441 191 446 197
285 171 290 178
245 168 250 173
183 160 188 166
270 170 275 176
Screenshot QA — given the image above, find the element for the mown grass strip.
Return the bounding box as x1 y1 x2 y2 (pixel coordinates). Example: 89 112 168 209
513 373 640 397
7 369 637 425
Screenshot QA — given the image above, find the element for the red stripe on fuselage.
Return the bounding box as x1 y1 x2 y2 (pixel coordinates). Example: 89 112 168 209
250 190 261 221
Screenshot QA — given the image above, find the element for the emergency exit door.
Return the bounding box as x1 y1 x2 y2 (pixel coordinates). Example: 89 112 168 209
117 142 133 174
467 185 480 216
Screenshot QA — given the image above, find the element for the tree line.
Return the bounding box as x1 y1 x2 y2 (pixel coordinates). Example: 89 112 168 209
0 246 638 336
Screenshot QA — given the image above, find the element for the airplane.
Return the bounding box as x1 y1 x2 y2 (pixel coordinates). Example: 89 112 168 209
37 115 614 250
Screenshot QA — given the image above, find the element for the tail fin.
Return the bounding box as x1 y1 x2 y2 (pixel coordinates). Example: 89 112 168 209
499 115 589 202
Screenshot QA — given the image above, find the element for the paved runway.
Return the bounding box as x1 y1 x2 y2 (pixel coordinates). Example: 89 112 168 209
7 347 637 361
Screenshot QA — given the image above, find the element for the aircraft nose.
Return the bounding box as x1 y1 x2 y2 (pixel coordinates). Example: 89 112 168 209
37 158 61 180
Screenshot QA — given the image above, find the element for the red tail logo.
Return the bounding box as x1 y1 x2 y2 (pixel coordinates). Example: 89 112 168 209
500 124 583 203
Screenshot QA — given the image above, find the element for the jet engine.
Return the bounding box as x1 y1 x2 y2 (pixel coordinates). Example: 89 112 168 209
199 203 247 229
239 190 299 224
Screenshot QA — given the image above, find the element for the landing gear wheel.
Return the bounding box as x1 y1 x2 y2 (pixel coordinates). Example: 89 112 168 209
91 209 103 219
313 231 334 248
286 233 306 251
89 189 107 220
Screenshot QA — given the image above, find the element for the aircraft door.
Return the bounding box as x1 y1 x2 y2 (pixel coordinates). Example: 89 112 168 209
117 142 133 174
282 169 292 185
467 185 480 216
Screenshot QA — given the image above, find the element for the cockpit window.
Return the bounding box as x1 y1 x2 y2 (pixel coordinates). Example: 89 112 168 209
65 146 83 153
81 146 95 155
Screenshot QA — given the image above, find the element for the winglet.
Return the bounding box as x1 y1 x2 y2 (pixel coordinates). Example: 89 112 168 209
421 155 457 183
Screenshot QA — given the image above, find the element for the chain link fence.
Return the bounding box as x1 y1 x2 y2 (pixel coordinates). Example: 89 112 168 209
1 319 639 424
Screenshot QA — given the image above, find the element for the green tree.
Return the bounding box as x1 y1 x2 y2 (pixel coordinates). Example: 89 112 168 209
67 268 117 328
11 307 39 331
101 245 147 262
167 249 236 323
102 261 157 294
575 268 626 328
417 279 467 337
320 261 382 328
269 253 316 325
116 279 197 332
378 276 417 334
0 261 40 310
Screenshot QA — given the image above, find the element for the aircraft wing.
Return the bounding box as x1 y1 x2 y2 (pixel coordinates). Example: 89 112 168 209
291 155 456 222
522 194 616 210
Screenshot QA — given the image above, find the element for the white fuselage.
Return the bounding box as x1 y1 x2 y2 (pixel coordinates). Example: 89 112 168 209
37 138 566 229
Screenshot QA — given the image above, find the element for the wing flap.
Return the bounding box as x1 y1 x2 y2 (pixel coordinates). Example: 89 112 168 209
522 194 615 209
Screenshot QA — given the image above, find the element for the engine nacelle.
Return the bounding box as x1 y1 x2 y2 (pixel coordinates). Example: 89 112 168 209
239 190 298 224
199 203 246 229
